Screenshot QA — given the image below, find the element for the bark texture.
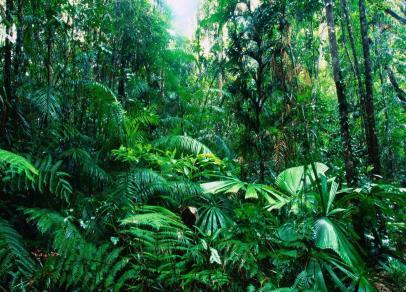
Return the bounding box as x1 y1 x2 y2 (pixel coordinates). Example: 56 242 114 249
324 0 357 185
359 0 381 175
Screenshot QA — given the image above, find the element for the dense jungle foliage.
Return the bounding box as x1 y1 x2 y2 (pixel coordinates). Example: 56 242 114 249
0 0 405 290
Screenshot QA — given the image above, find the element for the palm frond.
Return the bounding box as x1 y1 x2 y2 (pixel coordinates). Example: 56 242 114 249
275 162 329 196
313 217 363 269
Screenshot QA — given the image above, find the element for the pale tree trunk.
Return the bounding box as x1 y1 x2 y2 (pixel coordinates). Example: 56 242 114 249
324 0 357 186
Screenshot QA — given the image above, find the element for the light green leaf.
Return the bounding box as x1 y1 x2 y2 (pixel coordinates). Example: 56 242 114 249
245 185 258 199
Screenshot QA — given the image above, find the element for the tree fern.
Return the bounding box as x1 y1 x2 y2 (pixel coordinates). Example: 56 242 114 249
121 206 192 287
127 76 150 99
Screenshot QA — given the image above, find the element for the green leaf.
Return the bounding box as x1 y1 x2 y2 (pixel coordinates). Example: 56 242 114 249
245 185 258 199
276 163 329 196
314 218 362 268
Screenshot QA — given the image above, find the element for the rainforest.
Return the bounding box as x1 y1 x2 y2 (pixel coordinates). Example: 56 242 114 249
0 0 405 291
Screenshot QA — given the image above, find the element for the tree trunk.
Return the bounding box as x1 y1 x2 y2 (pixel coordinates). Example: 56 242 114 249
45 25 53 125
359 0 381 175
255 58 265 183
14 0 23 82
2 0 14 137
340 0 374 166
324 0 357 186
340 0 366 105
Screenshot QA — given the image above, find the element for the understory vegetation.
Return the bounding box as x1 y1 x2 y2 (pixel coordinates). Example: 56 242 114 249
0 0 405 291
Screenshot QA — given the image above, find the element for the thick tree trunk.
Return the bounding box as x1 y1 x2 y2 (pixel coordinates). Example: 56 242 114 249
324 0 357 186
359 0 381 175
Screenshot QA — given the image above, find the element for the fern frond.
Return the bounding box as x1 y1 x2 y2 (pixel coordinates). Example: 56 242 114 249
10 155 72 201
127 76 150 99
24 208 129 289
154 135 212 155
0 149 38 181
82 81 125 136
115 168 169 201
0 219 37 285
61 148 110 183
28 88 61 120
166 180 203 205
122 205 192 252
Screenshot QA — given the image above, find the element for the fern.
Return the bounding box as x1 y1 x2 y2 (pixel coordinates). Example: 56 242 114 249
23 208 129 290
9 155 72 201
0 149 38 181
0 219 37 288
28 88 61 120
165 180 204 206
61 147 110 183
115 168 170 201
154 135 212 155
82 81 125 136
122 205 192 254
127 76 150 99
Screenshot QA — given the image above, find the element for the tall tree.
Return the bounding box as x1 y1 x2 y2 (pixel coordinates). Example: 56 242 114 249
2 0 14 133
324 0 357 185
359 0 381 175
